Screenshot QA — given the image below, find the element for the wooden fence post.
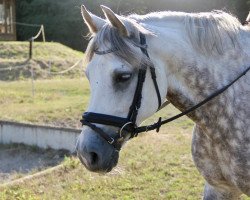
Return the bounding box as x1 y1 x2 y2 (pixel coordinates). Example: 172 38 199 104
29 38 33 59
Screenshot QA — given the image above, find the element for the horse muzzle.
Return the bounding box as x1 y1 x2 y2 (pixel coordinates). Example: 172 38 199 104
76 128 119 173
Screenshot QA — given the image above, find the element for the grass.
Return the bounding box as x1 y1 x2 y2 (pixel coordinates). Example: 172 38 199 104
0 77 191 129
0 42 84 81
0 42 83 62
0 127 205 200
0 143 69 184
0 78 89 128
0 78 249 199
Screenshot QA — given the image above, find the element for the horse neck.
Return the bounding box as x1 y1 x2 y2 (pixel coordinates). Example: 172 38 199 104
145 19 250 123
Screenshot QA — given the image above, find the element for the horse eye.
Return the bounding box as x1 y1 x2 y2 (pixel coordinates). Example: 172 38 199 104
115 73 132 83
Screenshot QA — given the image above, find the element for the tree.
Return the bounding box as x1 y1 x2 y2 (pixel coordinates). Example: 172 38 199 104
16 0 250 51
229 0 250 21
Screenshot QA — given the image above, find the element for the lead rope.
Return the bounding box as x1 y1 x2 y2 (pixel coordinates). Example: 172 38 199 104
81 31 250 151
135 65 250 134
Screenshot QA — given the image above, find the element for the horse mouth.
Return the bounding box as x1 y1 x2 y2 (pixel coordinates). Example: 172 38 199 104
78 150 119 173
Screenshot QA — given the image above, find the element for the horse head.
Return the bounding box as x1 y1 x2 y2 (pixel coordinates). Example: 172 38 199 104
76 5 167 172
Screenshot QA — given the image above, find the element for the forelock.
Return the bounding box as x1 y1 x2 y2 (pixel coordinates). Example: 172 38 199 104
85 18 153 68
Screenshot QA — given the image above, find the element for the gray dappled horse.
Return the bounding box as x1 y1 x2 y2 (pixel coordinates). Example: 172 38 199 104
76 5 250 199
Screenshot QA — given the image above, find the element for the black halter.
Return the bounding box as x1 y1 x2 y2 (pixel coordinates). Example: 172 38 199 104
81 32 250 151
81 33 161 150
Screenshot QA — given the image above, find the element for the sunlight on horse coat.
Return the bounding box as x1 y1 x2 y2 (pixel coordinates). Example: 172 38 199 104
77 5 250 199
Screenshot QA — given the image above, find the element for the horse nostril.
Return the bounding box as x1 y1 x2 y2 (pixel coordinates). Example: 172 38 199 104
89 152 99 165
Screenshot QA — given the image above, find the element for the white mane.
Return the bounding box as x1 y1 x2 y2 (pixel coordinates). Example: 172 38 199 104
130 10 244 56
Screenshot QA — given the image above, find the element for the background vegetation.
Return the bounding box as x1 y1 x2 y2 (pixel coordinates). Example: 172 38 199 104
16 0 250 51
1 79 250 199
0 0 249 198
0 42 84 81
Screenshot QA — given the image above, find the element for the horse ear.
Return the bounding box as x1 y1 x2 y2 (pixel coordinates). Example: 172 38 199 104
100 5 129 37
81 5 105 33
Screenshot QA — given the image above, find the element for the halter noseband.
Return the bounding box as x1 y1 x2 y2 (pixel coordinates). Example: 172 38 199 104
81 33 162 150
81 32 250 151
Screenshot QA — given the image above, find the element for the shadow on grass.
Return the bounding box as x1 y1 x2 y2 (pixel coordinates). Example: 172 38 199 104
0 143 70 183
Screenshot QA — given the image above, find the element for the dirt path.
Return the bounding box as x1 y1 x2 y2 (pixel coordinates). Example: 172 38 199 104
0 144 69 183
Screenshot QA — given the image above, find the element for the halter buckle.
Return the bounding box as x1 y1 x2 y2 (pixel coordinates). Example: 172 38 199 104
108 137 115 144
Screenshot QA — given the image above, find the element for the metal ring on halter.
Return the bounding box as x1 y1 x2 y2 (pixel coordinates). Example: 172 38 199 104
108 137 115 144
119 122 133 138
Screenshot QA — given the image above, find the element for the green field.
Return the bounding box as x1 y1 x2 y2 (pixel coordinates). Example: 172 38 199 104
0 42 84 81
0 42 83 62
0 131 203 200
0 78 89 128
1 78 250 199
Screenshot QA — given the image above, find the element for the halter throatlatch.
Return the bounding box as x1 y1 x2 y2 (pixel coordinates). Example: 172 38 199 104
81 32 250 151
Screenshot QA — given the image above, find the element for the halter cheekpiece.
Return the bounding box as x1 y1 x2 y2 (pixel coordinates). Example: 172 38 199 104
81 32 250 151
